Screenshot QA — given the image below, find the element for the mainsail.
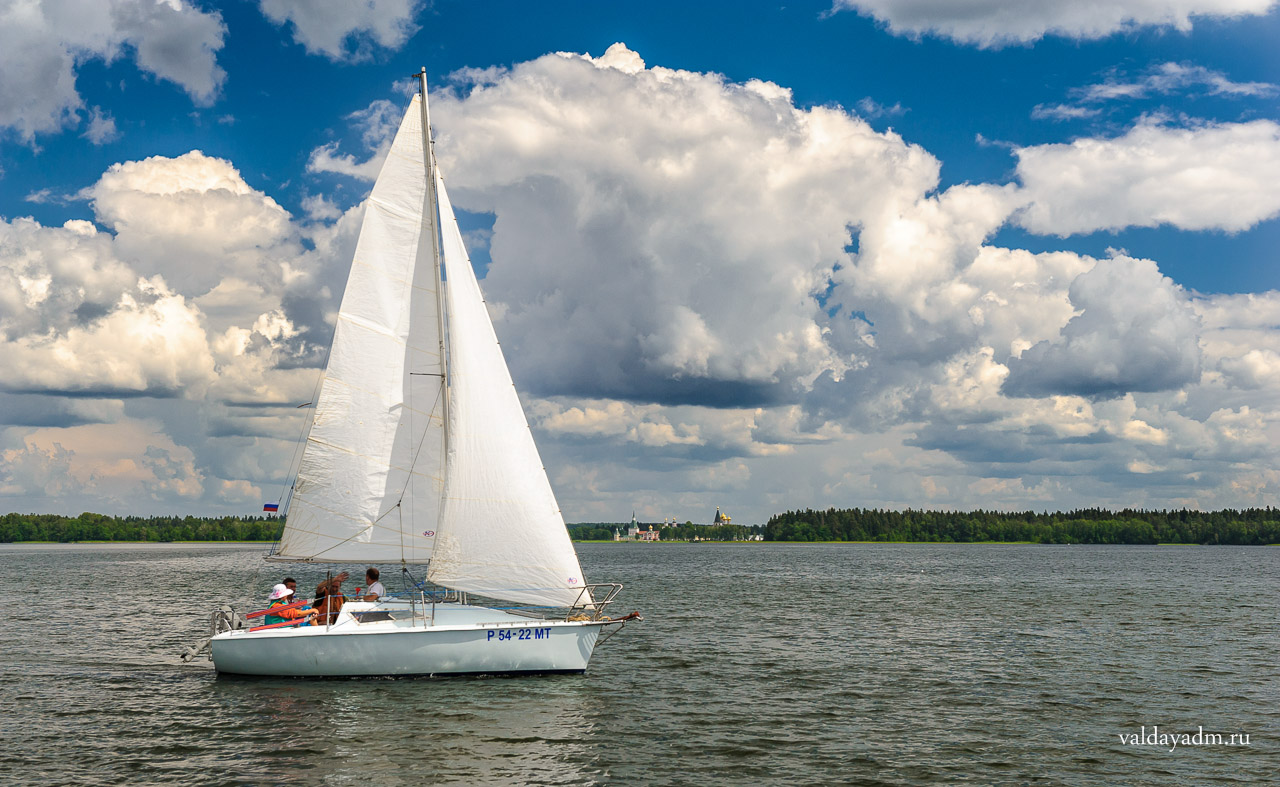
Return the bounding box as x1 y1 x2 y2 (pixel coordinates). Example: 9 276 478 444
274 93 589 608
274 95 445 564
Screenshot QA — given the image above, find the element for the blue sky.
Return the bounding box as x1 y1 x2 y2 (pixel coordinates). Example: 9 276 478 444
2 0 1279 522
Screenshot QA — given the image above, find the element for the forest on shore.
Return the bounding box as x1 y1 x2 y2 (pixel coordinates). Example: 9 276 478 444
3 507 1279 545
764 507 1280 545
0 512 283 543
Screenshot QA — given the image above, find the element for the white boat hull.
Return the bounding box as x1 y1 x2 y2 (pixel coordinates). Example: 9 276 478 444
210 602 605 677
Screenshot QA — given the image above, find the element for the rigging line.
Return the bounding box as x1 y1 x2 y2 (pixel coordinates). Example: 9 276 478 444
392 383 445 508
395 379 444 564
398 502 406 564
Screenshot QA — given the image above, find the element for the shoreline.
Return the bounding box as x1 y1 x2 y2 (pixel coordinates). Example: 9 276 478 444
572 539 1278 546
6 539 1276 547
1 540 275 545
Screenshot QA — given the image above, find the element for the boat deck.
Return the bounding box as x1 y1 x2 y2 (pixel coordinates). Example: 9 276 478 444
221 598 566 640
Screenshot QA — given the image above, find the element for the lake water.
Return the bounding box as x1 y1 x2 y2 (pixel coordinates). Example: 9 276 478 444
0 542 1275 785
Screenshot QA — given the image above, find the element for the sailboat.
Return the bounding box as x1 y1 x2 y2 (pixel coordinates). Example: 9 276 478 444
196 71 635 677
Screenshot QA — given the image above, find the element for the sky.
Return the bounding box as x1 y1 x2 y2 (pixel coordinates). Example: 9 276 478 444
1 0 1279 524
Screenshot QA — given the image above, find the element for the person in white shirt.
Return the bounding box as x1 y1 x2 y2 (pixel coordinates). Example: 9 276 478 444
361 567 386 602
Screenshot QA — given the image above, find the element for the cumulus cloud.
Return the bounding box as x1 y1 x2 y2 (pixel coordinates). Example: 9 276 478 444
82 150 295 294
301 193 342 221
1013 119 1280 235
0 145 362 512
7 43 1280 519
830 0 1276 47
2 420 205 506
430 43 939 406
0 0 226 141
0 274 216 396
1003 256 1202 398
530 397 827 458
0 440 76 497
258 0 421 61
380 42 1279 517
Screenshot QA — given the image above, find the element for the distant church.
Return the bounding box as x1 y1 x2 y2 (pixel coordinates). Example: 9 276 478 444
713 506 732 525
624 510 660 541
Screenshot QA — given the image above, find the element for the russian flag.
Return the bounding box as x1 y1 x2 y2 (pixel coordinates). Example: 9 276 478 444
263 503 279 512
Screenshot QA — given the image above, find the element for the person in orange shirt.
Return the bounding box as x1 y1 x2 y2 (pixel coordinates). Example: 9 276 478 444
264 583 317 626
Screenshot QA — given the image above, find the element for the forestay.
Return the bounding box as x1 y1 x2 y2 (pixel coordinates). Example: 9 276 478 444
428 174 590 608
274 96 445 564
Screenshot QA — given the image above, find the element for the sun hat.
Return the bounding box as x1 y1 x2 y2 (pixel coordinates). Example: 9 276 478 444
268 583 294 600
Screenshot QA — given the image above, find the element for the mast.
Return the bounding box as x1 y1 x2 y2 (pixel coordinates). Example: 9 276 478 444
416 67 449 459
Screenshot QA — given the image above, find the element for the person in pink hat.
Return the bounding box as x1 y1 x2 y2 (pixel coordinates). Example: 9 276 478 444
263 583 317 626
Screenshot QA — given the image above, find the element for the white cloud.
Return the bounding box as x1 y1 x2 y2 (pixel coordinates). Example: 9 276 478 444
0 0 226 141
83 150 296 294
1031 104 1102 121
300 193 342 221
258 0 420 61
0 274 216 396
7 44 1280 520
531 397 822 456
1013 119 1280 235
23 188 63 204
400 43 1280 517
0 440 75 497
0 146 362 512
305 99 402 181
2 419 205 506
830 0 1277 47
856 97 907 118
1034 61 1278 121
1004 256 1202 398
82 106 119 144
430 43 940 406
1076 61 1277 102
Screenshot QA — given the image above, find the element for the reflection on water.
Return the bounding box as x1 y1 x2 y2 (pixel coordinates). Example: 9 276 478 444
203 675 598 785
1 542 1276 785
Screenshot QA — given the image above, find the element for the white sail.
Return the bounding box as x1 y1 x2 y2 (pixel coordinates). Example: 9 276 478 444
428 174 590 608
275 96 445 563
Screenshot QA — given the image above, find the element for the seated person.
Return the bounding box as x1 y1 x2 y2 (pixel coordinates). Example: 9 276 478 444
360 567 387 602
264 583 317 626
312 571 349 625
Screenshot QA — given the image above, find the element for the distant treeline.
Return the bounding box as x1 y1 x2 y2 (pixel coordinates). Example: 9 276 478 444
765 508 1280 545
0 513 284 543
8 508 1279 545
